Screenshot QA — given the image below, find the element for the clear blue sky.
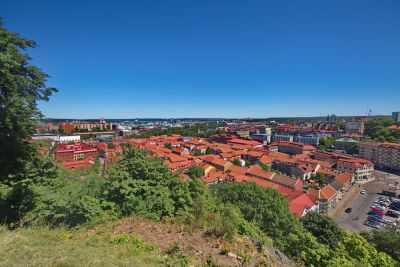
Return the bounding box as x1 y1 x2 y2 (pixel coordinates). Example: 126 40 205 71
2 0 400 119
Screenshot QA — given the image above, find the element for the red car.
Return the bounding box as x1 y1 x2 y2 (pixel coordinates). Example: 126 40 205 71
370 208 384 216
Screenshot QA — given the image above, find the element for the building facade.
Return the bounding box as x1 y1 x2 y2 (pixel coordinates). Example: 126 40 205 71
392 112 400 122
272 134 294 142
336 158 374 180
294 135 320 146
360 141 400 171
54 143 98 162
334 138 358 152
345 122 365 135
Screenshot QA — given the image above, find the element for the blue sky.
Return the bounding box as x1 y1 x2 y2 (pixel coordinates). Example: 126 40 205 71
2 0 400 118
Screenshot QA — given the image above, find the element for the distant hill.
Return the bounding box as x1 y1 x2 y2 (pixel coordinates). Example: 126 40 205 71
40 115 390 123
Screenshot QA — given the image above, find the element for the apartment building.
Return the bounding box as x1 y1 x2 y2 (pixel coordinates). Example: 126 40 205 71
359 141 379 163
294 135 320 146
360 141 400 171
75 122 114 131
272 134 293 142
392 111 400 122
60 121 114 133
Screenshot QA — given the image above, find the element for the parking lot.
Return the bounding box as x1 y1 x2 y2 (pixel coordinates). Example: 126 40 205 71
334 172 400 232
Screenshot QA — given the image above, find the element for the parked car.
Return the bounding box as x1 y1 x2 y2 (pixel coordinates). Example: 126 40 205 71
389 205 400 211
368 216 384 222
386 210 400 217
364 221 381 229
370 209 385 216
345 208 352 213
383 219 396 226
371 207 384 212
361 190 366 194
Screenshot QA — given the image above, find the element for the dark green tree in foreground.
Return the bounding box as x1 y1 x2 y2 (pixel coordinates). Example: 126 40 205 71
301 212 344 249
0 19 57 179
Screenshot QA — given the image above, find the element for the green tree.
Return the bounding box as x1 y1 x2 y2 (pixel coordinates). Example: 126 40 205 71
105 147 193 220
365 118 399 143
301 212 344 249
0 19 57 179
165 143 173 149
318 137 336 151
338 232 396 267
107 143 115 149
213 182 328 265
362 224 400 264
314 173 328 185
232 159 241 167
187 165 205 179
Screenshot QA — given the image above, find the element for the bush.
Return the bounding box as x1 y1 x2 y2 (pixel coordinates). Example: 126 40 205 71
105 147 193 220
301 212 344 249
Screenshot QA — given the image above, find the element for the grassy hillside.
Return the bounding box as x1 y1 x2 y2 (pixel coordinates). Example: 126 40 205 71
0 217 292 267
0 226 175 267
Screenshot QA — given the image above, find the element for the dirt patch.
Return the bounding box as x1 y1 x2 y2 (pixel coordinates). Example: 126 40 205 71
91 217 293 266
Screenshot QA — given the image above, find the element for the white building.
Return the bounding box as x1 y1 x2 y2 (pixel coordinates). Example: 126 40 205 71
59 135 81 144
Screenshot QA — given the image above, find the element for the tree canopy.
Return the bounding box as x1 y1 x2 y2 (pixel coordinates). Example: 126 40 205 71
0 19 57 179
362 224 400 264
301 212 344 249
365 118 400 143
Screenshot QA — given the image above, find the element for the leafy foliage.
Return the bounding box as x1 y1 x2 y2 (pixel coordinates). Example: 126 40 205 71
130 125 222 139
336 232 396 267
187 165 205 179
318 137 336 151
365 117 400 143
213 182 328 265
314 173 328 185
0 20 57 179
301 212 344 249
362 224 400 264
105 146 193 220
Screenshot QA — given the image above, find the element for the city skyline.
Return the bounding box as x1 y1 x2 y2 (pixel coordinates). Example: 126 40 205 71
2 0 400 118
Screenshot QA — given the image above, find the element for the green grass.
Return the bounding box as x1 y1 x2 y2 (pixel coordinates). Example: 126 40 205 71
0 226 183 267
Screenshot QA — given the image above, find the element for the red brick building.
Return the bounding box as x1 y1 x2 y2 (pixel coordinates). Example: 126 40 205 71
54 143 98 162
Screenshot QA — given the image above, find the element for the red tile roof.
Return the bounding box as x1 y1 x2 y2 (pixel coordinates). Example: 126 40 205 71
380 142 400 149
288 193 316 218
167 153 187 163
269 141 316 151
337 158 374 168
334 172 354 186
270 174 302 188
387 125 400 131
228 139 262 146
201 169 228 184
246 164 275 180
227 165 248 175
320 185 337 200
